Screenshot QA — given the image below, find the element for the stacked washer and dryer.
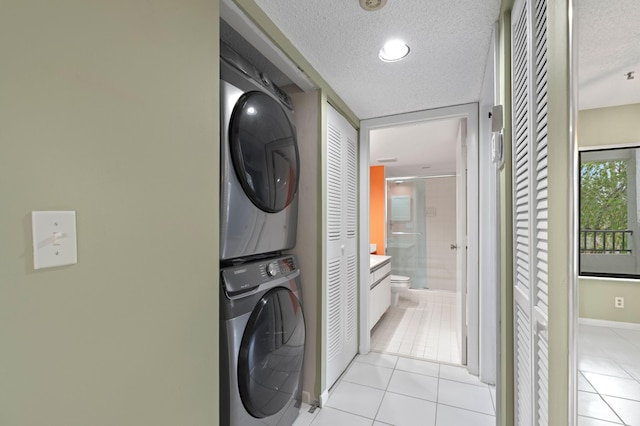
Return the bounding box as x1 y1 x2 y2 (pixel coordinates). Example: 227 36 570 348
219 42 305 426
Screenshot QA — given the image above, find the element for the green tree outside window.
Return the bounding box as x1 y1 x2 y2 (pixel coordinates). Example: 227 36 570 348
580 160 629 252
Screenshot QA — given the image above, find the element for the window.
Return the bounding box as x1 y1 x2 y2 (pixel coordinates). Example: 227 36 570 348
579 146 640 278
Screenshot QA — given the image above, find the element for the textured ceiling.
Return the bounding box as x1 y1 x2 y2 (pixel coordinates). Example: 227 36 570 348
578 0 640 110
253 0 501 120
224 1 639 179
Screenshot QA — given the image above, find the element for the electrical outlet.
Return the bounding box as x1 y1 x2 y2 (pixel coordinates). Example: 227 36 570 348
615 297 624 309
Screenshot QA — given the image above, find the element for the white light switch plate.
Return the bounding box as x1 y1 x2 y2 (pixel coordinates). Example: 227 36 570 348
32 211 78 269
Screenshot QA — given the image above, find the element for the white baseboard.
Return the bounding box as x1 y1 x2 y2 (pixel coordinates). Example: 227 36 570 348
579 317 640 331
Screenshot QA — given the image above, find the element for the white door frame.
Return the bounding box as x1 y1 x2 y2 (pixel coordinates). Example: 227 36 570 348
359 103 479 373
456 120 470 367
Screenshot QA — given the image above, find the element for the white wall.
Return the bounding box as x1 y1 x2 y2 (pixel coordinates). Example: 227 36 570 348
425 177 458 291
478 25 499 385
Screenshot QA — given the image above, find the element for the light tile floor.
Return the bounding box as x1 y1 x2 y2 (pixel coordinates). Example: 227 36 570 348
293 352 496 426
578 324 640 425
370 290 460 364
295 313 640 425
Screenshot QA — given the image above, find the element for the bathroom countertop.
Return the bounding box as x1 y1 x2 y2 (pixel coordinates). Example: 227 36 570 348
370 255 391 270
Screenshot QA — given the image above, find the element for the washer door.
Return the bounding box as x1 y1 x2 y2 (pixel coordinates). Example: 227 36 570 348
238 287 305 419
229 91 299 213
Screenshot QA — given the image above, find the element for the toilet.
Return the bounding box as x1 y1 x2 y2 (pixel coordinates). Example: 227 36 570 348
390 275 411 307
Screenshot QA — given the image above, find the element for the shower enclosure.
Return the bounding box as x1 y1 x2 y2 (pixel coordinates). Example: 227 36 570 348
386 177 457 291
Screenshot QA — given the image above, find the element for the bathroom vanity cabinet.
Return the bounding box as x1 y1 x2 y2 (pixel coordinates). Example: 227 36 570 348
369 255 391 330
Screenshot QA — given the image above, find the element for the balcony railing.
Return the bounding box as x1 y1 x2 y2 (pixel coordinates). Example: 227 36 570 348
579 229 633 254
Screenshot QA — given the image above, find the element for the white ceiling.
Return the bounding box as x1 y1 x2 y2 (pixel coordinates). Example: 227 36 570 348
578 0 640 110
223 0 640 179
369 118 461 178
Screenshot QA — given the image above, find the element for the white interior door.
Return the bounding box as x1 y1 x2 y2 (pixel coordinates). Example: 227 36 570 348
456 120 468 365
325 104 358 393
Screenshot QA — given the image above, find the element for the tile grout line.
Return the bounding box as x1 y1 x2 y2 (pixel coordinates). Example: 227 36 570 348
371 356 398 425
596 392 626 425
608 326 640 352
436 401 498 418
434 368 441 425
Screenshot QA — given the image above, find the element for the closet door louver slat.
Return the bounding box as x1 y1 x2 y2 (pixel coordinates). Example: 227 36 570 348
327 125 343 243
531 0 549 424
512 0 549 423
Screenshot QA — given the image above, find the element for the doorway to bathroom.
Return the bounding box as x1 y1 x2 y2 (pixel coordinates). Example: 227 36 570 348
361 103 478 367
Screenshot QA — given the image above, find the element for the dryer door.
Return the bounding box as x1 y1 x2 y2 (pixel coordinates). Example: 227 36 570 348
238 287 305 419
229 91 299 213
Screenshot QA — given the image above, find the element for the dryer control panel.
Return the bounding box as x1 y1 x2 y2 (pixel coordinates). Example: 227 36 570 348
221 255 299 298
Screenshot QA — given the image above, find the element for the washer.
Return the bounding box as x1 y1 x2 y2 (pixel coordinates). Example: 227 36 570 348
220 254 305 426
220 42 300 262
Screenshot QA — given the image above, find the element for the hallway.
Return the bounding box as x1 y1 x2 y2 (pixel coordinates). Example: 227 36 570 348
293 352 496 426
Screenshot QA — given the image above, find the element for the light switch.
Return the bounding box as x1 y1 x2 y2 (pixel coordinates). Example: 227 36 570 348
32 211 78 269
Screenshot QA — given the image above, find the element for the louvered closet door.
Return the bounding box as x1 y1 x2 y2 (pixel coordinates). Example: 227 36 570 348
511 0 549 424
325 104 358 390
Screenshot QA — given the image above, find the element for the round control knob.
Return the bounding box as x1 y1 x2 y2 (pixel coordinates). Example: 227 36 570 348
266 262 278 277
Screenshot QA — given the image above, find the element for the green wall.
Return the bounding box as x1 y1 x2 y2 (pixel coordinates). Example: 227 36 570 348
0 2 220 425
498 4 514 425
547 1 572 424
578 103 640 323
580 277 640 323
579 104 640 148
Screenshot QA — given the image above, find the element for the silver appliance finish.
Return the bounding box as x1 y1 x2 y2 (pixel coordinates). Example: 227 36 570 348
220 254 305 426
220 43 300 261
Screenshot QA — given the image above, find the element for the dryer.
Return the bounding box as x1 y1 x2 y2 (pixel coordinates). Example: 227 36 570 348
220 43 300 262
220 254 305 426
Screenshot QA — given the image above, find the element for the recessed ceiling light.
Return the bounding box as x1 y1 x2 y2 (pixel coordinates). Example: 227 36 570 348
379 40 410 62
359 0 387 11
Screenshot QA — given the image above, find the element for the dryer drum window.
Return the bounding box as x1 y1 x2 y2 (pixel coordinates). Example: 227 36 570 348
229 91 300 213
237 287 305 419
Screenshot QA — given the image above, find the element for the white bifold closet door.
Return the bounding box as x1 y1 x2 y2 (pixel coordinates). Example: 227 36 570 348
325 104 358 390
512 0 549 424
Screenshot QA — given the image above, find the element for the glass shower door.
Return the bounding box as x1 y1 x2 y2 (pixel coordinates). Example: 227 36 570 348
386 177 459 292
386 180 428 289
